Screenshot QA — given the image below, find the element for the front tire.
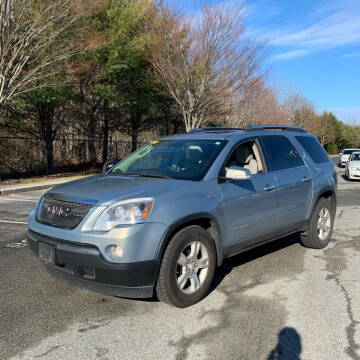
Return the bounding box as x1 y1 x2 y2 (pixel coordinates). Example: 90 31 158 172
156 225 216 308
300 197 335 249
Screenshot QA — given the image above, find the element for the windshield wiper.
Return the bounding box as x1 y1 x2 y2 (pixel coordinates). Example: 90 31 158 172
110 171 170 179
134 173 170 179
110 172 139 176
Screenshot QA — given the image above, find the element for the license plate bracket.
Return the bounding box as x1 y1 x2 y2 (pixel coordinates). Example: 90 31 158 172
38 242 55 264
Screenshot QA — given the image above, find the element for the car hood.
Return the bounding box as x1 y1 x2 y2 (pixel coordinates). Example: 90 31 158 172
46 174 190 205
348 161 360 167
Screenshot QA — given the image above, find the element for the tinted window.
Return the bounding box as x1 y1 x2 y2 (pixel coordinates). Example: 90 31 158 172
295 136 329 164
261 136 304 171
344 149 356 155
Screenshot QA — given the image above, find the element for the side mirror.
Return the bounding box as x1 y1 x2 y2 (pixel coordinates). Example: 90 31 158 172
220 166 252 181
339 152 343 155
103 161 119 174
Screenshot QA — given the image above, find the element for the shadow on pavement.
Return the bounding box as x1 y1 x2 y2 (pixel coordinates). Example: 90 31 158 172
267 327 302 360
50 233 301 305
209 234 299 294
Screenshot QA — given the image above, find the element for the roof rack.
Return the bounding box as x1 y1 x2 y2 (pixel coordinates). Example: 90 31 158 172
246 125 307 133
188 125 307 134
188 127 244 133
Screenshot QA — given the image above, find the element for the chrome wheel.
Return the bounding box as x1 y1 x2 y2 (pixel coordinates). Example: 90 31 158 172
317 207 331 241
176 241 209 294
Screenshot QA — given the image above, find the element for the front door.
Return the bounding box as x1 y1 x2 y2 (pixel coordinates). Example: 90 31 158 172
219 139 279 250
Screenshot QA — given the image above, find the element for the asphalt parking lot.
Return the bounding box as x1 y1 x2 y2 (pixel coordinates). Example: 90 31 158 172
1 158 360 360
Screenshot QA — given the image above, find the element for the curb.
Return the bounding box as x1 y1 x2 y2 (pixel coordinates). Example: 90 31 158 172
0 183 58 195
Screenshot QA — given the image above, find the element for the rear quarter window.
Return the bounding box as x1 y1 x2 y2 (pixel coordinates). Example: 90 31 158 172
295 136 329 164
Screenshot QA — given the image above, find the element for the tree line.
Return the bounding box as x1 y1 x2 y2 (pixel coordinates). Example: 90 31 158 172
0 0 359 178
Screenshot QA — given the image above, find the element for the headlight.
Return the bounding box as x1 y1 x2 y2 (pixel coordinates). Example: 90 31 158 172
93 198 154 232
349 167 356 171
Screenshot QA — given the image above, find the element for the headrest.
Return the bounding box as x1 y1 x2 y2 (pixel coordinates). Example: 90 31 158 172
235 146 253 165
187 146 203 163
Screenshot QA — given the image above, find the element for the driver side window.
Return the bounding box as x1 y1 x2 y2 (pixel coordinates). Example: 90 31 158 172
225 140 265 175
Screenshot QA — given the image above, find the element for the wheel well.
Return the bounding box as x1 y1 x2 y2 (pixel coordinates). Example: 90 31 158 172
159 217 222 267
302 190 336 235
317 190 335 202
316 190 336 213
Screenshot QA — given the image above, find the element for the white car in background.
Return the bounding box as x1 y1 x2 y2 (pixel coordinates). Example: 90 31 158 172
340 149 360 167
345 151 360 181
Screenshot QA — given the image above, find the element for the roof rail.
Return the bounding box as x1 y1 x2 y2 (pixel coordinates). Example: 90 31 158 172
188 125 307 134
188 127 245 133
247 125 307 133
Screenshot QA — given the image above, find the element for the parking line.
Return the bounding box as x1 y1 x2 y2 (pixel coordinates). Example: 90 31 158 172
0 220 27 225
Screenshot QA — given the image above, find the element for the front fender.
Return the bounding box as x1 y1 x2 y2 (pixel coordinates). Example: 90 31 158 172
156 212 224 268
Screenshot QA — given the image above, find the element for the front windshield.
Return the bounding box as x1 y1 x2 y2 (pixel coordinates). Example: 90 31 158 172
110 139 227 181
344 150 355 155
351 153 360 161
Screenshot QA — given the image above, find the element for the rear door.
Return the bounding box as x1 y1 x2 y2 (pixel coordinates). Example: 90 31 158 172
260 135 312 234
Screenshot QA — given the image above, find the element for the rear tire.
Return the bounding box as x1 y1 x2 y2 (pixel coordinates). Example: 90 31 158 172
300 197 335 249
156 225 216 308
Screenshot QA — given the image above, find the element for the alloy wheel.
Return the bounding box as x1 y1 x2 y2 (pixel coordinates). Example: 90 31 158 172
176 241 209 294
317 207 331 241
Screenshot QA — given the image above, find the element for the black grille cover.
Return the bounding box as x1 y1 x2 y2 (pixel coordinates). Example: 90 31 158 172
37 196 93 229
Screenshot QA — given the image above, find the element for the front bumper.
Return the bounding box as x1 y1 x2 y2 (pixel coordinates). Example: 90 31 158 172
348 171 360 180
27 230 157 298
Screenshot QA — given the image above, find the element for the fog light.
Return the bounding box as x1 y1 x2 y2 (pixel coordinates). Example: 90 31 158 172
107 245 123 258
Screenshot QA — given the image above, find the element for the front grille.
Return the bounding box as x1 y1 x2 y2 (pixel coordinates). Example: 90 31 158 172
37 196 93 229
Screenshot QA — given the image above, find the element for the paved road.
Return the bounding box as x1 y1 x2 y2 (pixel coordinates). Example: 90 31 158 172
1 159 360 360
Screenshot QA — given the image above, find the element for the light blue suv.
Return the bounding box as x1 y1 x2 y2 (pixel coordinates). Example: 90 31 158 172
28 125 337 307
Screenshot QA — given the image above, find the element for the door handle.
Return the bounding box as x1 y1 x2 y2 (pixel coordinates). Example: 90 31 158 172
264 184 276 191
302 177 312 182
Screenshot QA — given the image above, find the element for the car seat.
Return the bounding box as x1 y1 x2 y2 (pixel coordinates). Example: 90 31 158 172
233 145 258 174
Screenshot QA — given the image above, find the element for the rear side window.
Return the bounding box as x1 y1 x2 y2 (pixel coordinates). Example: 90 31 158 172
261 136 304 171
295 136 329 164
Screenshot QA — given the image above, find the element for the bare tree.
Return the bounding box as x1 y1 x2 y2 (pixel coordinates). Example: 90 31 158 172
283 90 316 129
315 111 336 146
283 91 337 142
0 0 98 107
148 2 266 132
225 84 288 127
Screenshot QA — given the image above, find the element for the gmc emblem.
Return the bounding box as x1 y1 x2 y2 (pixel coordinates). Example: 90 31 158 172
47 205 70 217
